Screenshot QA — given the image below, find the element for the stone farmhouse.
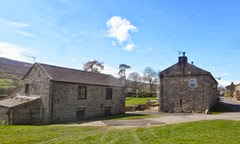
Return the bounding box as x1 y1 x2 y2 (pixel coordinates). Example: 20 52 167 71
159 53 218 113
0 63 125 124
225 82 236 97
233 84 240 100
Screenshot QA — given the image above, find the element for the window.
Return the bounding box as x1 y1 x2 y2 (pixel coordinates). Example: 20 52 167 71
30 108 40 120
104 106 111 116
189 78 197 88
25 84 30 93
76 108 85 119
106 88 112 99
78 86 87 99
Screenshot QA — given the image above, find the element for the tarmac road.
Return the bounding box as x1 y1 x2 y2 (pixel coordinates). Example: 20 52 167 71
220 97 240 112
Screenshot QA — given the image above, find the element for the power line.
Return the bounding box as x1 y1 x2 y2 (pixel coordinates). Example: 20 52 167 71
133 0 206 66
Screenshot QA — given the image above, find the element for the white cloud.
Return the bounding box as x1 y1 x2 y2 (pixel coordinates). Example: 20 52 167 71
102 64 134 78
16 30 32 37
102 65 119 77
0 18 30 28
123 43 135 51
0 42 32 62
106 16 137 43
217 79 240 87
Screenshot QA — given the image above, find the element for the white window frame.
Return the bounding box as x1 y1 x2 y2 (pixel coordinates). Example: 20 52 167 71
189 78 197 88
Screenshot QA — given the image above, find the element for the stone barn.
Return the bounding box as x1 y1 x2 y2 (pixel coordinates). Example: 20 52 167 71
159 53 218 113
0 63 125 124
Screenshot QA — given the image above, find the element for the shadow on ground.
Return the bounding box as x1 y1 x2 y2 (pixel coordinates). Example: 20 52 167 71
210 102 237 114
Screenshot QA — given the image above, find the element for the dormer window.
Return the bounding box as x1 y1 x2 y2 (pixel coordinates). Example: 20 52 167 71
189 78 197 88
25 84 30 93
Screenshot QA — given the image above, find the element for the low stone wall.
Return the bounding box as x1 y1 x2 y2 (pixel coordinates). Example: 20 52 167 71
125 104 150 112
0 106 9 125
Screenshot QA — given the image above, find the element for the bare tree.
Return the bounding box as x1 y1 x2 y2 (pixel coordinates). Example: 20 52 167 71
83 60 104 73
118 64 131 96
143 67 158 92
128 72 142 91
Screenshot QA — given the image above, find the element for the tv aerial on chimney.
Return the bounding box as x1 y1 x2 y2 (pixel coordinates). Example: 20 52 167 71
175 50 186 56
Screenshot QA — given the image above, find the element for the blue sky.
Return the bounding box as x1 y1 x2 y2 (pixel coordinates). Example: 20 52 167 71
0 0 240 86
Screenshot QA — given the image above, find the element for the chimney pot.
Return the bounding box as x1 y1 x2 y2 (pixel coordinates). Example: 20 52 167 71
178 56 188 64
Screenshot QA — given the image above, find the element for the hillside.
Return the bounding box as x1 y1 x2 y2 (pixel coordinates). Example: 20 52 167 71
0 57 32 79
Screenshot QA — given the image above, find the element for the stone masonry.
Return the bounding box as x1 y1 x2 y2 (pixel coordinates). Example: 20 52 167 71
0 63 125 124
159 54 218 113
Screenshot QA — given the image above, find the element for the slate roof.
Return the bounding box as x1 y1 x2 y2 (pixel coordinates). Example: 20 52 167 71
37 63 124 87
160 62 218 84
161 62 211 75
0 96 40 108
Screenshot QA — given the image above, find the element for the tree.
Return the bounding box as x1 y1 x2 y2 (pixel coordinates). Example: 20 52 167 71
128 72 142 92
118 64 131 96
143 67 158 92
83 60 104 73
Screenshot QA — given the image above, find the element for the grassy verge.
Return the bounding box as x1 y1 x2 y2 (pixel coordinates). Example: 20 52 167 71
125 97 156 106
210 102 235 115
1 120 240 144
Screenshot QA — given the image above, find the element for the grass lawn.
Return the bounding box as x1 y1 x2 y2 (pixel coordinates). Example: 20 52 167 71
210 102 235 115
1 120 240 144
0 78 17 89
125 97 156 106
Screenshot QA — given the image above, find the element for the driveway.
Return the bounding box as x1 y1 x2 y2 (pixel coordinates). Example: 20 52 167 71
220 97 240 112
66 97 240 128
67 112 240 128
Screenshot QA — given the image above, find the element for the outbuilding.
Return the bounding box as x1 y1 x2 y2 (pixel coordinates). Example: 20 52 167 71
0 63 125 124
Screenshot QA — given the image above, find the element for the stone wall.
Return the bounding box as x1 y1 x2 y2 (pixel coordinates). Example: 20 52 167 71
159 62 218 113
11 99 44 124
203 75 218 110
52 81 125 123
0 106 9 124
160 75 205 113
11 64 51 123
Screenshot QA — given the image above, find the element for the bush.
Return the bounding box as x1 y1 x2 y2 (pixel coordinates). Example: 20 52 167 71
224 91 231 97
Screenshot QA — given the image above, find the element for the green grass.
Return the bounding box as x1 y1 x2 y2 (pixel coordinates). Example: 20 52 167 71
210 102 235 115
0 78 17 88
125 97 156 106
1 120 240 144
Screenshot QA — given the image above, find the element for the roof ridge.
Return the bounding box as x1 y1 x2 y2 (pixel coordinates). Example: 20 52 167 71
37 62 116 77
36 63 53 80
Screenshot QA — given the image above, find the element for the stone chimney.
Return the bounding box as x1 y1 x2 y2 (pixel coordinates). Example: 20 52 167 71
178 52 188 64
